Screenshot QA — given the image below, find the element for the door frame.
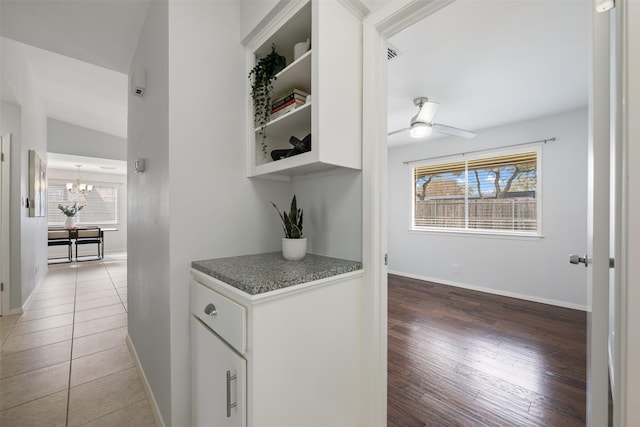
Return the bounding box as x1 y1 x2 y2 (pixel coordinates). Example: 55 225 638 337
1 133 11 316
620 2 640 424
361 1 630 425
362 2 455 425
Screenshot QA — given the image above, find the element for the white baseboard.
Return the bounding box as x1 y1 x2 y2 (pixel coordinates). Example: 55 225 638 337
21 274 45 312
388 270 588 311
126 334 166 427
105 248 127 254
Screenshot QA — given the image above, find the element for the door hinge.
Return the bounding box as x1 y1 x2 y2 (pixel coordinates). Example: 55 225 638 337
1 152 4 161
1 282 3 292
384 254 388 266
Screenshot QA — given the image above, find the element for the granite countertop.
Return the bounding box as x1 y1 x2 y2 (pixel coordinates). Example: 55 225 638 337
192 252 362 295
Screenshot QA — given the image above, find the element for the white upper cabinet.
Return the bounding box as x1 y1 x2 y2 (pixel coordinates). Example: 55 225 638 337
245 0 362 179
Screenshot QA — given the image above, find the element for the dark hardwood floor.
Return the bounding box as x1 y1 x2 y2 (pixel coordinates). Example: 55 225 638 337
388 274 587 427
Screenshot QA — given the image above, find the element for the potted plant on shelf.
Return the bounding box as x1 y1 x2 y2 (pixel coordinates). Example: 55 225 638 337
249 44 286 157
272 195 307 261
58 202 84 229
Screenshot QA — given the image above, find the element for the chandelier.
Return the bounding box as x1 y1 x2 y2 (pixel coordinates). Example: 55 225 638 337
66 165 93 194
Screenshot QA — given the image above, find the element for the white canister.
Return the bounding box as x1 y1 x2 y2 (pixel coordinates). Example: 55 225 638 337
293 38 310 61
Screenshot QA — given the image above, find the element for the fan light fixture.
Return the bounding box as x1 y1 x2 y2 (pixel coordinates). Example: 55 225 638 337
388 96 477 140
66 165 93 194
409 122 432 138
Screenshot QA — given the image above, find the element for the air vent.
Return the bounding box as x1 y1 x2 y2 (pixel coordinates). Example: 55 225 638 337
387 44 400 61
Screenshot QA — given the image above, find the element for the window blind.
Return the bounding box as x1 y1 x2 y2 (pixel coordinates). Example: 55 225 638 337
413 150 538 233
47 180 118 225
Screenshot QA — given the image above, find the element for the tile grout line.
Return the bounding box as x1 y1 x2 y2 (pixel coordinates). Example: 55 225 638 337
0 348 72 381
65 265 79 427
0 257 132 422
1 257 132 424
79 396 149 426
0 269 76 415
0 318 18 347
104 262 127 311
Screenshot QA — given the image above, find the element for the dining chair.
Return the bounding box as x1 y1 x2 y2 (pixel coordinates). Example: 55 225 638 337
75 227 103 261
48 229 73 263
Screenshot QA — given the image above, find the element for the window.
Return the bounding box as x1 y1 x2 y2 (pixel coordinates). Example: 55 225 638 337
47 180 118 225
413 150 539 234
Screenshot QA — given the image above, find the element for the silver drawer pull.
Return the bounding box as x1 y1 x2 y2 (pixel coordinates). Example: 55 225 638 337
226 370 238 417
204 303 217 317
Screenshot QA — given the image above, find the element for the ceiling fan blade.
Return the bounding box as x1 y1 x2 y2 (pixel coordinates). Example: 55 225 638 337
387 127 410 136
416 101 439 123
432 123 477 139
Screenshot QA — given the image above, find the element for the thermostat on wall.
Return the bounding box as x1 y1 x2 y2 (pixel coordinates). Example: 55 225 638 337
135 158 145 173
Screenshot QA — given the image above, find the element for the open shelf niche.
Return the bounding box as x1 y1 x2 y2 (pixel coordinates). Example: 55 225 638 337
246 0 362 180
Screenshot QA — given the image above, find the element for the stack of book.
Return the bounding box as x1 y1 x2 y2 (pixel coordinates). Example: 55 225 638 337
270 88 309 120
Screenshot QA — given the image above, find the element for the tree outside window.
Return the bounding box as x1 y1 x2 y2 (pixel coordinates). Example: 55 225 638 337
413 151 538 233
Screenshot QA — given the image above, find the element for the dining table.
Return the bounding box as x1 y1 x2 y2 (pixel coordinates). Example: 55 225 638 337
47 226 119 261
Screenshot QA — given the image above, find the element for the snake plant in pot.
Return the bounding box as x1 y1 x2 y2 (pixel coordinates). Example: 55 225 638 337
272 195 307 260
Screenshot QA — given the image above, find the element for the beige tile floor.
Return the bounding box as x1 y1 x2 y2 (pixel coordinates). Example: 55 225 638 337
0 254 158 426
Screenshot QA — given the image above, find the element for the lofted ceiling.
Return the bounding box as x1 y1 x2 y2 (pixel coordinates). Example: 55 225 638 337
0 0 150 169
0 0 150 74
387 0 589 147
2 38 130 139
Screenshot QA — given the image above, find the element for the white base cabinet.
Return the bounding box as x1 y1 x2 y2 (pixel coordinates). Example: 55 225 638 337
191 268 365 427
191 317 246 427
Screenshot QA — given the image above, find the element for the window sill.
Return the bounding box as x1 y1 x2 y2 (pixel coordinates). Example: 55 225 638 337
409 228 544 240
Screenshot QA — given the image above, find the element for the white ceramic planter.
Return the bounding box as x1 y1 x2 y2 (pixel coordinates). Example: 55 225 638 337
282 237 307 261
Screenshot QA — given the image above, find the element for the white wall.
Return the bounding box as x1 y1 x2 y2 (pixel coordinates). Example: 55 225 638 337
48 118 127 161
292 170 362 261
129 2 363 424
127 0 171 423
387 108 588 308
168 1 289 424
129 1 289 425
47 168 127 253
1 38 49 310
240 0 280 42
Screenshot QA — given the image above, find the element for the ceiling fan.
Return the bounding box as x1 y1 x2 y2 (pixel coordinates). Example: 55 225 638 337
388 97 477 139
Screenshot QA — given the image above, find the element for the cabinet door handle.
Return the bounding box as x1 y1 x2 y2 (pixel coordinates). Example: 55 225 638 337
204 303 217 317
226 370 238 417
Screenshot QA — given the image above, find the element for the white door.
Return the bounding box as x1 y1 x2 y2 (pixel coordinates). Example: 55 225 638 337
0 134 10 317
191 316 246 427
579 4 617 426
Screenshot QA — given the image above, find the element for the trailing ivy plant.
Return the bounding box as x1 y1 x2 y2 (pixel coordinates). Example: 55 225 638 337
249 44 286 157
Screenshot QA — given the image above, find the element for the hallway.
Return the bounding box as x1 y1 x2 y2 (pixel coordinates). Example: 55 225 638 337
0 255 158 426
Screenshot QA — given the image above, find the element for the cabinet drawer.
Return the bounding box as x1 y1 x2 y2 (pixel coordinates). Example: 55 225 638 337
190 280 246 354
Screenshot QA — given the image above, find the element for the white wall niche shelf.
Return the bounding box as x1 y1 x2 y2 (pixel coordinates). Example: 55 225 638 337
246 0 362 180
254 101 311 135
271 50 311 97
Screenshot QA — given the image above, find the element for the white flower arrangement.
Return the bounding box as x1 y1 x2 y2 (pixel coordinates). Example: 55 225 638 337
58 202 84 217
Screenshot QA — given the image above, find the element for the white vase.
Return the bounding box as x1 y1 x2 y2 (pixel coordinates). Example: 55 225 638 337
282 237 307 261
293 38 310 61
64 216 77 229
